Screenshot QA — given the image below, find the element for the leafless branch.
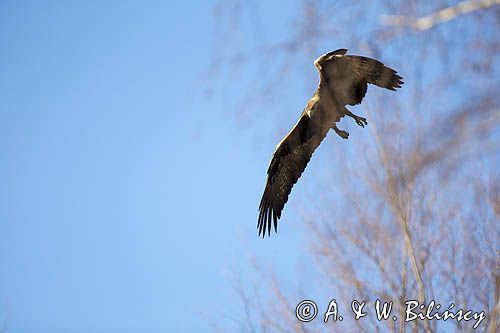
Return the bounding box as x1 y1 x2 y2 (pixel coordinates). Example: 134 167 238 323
381 0 500 31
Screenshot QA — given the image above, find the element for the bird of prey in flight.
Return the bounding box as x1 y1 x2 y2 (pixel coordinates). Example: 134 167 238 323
258 49 403 237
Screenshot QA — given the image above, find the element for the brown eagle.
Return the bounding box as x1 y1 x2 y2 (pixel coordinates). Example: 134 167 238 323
258 49 403 237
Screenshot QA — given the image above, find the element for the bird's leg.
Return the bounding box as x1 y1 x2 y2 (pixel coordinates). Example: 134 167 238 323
332 123 349 139
344 109 368 128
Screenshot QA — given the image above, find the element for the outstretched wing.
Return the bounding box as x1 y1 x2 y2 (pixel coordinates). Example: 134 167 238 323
258 105 328 237
324 54 404 106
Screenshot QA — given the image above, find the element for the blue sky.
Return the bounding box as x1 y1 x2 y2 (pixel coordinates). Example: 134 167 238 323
0 1 311 332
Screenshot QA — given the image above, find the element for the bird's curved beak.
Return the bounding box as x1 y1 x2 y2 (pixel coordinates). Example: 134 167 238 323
321 51 337 60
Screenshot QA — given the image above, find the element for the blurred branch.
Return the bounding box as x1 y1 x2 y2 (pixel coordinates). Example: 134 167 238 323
485 275 500 332
381 0 500 31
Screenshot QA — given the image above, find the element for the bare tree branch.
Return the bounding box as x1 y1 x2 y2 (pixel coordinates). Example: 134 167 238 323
381 0 500 31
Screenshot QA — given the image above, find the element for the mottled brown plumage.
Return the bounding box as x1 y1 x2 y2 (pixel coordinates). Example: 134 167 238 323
258 49 404 237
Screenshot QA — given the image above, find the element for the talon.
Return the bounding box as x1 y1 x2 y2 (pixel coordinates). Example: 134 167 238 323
356 117 367 127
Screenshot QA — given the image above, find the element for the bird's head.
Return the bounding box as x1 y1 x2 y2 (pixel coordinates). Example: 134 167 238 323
314 48 348 71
